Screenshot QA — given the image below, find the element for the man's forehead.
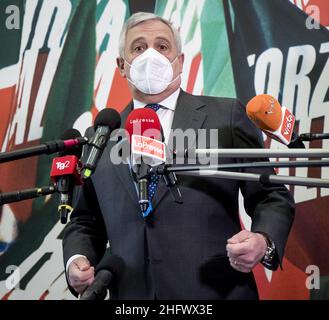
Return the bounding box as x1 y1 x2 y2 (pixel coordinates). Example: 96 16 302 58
127 20 174 42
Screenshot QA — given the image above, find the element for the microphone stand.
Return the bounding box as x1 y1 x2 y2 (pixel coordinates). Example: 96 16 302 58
162 171 183 204
300 133 329 141
157 159 329 173
0 186 57 206
178 148 329 159
153 159 329 189
0 185 72 223
0 137 88 164
176 170 329 188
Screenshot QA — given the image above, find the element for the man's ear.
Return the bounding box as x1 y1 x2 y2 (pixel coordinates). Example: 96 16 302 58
116 57 126 78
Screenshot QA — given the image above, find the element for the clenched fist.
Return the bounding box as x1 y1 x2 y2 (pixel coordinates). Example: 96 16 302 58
68 256 95 294
226 230 267 273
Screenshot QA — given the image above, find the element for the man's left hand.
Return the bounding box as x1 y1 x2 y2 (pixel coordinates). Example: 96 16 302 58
226 230 267 273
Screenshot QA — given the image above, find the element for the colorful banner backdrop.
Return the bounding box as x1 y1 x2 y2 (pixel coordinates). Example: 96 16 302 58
0 0 328 299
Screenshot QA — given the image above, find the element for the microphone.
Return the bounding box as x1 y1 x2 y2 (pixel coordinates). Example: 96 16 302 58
299 133 329 141
125 108 164 213
81 108 121 179
246 94 305 148
0 133 87 164
0 186 56 206
50 129 83 224
79 252 125 300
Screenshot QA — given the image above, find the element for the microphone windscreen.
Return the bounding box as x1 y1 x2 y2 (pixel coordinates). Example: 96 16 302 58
94 108 121 131
59 128 83 158
125 108 162 142
96 251 125 278
60 128 81 140
246 94 282 132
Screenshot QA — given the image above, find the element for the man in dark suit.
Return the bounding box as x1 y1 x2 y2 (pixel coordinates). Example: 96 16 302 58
62 12 295 299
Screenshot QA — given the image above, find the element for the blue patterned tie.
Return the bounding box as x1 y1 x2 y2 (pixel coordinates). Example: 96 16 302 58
143 104 162 218
145 103 161 112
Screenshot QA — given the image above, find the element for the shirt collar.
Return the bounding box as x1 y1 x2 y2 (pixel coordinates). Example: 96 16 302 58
133 88 180 111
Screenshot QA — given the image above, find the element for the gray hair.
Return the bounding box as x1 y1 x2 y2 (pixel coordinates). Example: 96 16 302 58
118 12 182 58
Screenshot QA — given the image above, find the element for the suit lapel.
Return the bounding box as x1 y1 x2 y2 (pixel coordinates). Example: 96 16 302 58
168 89 207 152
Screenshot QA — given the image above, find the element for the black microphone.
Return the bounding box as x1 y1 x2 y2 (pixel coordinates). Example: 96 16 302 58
58 129 84 158
50 129 83 224
299 133 329 141
81 109 121 179
79 252 125 300
287 132 306 149
155 165 183 204
136 163 151 212
0 186 56 206
0 132 87 164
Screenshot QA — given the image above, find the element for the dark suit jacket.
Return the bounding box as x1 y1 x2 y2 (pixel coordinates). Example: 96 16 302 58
63 90 295 299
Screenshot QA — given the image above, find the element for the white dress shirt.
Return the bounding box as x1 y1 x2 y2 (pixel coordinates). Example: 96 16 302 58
133 88 180 143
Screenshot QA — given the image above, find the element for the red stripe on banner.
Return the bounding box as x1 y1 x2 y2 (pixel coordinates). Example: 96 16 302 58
0 86 16 148
24 52 49 142
186 53 202 94
1 289 14 300
90 105 99 122
0 156 39 222
91 68 132 119
254 257 309 300
106 68 132 113
286 196 329 275
308 117 324 184
39 290 49 300
92 80 101 121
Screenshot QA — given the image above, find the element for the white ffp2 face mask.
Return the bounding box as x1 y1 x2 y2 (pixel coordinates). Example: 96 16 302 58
125 48 180 95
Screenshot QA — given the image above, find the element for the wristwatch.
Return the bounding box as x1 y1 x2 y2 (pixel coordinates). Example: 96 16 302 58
258 233 278 270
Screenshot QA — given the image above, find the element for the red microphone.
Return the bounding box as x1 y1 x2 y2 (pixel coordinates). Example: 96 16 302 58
125 108 165 167
125 109 165 213
50 129 84 224
50 155 83 224
125 108 162 142
246 94 305 148
50 155 82 185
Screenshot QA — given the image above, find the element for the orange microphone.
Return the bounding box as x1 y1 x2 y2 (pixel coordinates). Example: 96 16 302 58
246 94 301 147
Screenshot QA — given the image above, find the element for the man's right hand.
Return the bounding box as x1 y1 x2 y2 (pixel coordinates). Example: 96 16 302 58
68 257 95 295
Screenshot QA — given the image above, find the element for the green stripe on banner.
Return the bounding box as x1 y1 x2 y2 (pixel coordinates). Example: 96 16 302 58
200 0 235 98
